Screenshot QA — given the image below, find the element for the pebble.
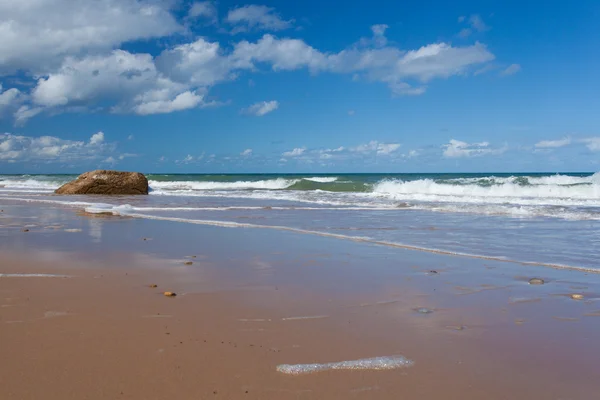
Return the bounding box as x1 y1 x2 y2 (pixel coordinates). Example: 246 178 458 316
570 294 584 300
22 228 29 232
184 261 193 265
149 284 158 288
528 278 545 285
163 292 177 297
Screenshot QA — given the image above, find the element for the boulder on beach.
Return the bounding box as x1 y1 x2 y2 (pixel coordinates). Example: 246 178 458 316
55 170 148 195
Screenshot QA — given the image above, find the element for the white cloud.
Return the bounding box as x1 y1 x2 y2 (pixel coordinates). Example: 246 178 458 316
457 14 490 38
188 1 217 22
226 5 293 34
134 90 205 115
469 15 490 32
2 16 500 122
500 63 521 76
0 0 182 74
89 131 105 145
0 131 116 162
376 143 401 155
367 24 389 47
242 100 279 116
14 106 44 126
241 148 253 156
176 154 195 164
282 147 306 157
581 137 600 151
156 38 237 86
0 84 22 110
443 139 506 158
458 28 472 38
127 135 134 140
351 141 401 155
535 137 571 148
233 32 495 95
103 156 116 164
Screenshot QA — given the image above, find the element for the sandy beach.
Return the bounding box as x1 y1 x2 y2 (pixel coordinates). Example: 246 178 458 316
2 202 600 399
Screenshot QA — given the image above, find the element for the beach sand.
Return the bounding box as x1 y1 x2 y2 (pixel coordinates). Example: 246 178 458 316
1 203 600 399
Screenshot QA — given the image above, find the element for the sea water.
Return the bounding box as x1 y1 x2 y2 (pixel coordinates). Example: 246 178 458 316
1 172 599 271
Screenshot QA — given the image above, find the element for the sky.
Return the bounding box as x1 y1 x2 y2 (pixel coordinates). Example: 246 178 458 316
0 0 599 173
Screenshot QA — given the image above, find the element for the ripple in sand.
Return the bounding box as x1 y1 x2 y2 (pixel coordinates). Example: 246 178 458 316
276 355 414 375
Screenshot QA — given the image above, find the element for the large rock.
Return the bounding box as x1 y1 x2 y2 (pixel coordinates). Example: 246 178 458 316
55 170 148 195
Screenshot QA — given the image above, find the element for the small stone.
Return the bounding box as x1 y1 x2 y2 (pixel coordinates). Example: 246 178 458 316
22 228 29 232
163 291 177 297
184 261 193 265
428 270 439 274
149 284 158 288
528 278 545 285
570 294 584 300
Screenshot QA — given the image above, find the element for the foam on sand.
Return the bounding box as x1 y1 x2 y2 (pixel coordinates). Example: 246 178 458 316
276 355 414 375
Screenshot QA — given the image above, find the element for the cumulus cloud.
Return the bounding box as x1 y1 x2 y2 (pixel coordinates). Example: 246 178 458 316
535 137 571 148
0 131 116 163
0 2 501 123
89 131 105 145
240 148 253 156
500 63 521 76
242 100 279 116
226 5 293 34
233 31 495 95
0 0 182 74
443 139 506 158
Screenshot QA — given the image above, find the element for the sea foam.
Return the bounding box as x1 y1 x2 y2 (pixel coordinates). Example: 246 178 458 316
276 355 414 375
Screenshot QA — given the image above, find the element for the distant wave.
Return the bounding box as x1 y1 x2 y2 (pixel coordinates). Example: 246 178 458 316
148 178 297 191
303 176 338 183
372 172 600 207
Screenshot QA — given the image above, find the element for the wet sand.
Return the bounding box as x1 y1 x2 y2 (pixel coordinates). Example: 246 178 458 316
1 203 600 399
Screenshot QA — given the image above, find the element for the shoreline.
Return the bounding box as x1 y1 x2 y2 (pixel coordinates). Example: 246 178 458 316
2 196 598 274
2 202 600 398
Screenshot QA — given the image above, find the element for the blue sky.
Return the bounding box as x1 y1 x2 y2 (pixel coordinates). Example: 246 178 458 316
0 0 599 173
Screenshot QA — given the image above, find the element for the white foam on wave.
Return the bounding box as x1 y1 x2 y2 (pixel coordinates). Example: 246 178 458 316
303 176 338 183
149 178 297 191
0 178 64 191
372 175 600 205
276 355 414 375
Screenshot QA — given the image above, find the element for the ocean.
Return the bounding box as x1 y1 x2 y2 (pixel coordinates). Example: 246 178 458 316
1 172 599 271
